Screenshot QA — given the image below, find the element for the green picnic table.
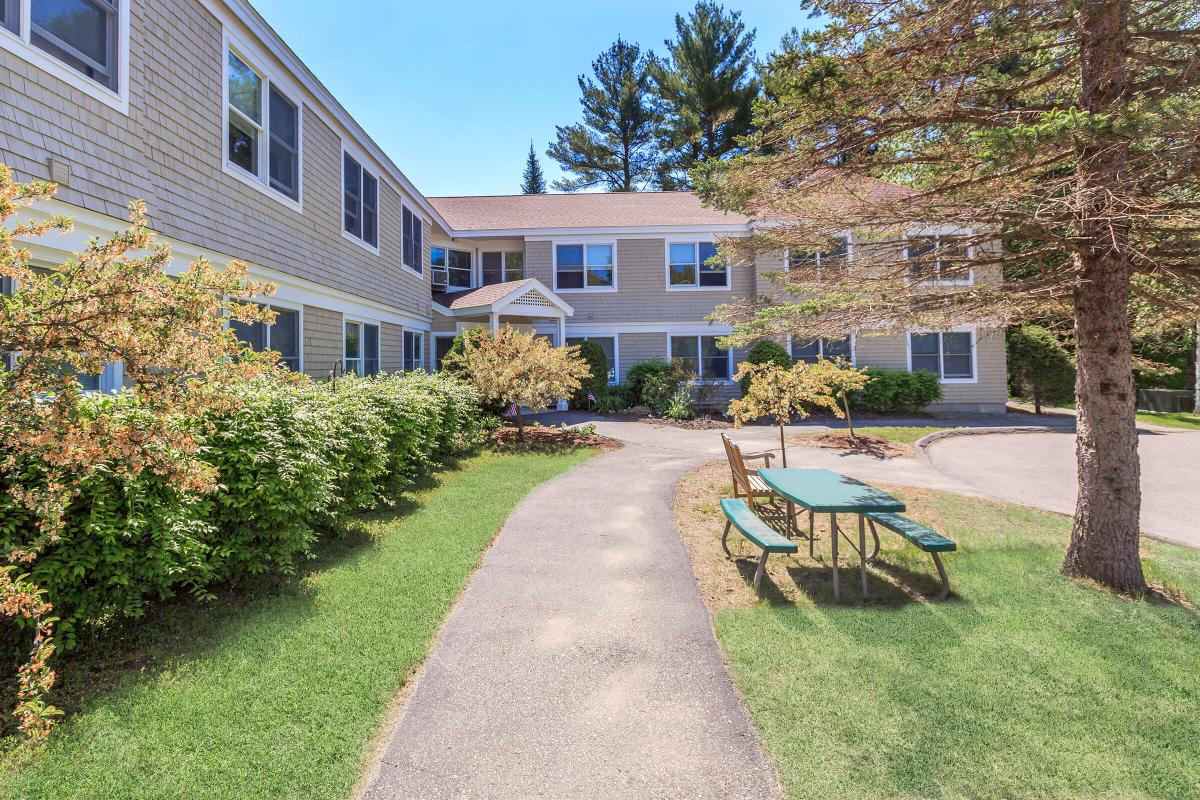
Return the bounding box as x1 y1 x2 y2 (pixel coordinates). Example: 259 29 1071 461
757 468 906 603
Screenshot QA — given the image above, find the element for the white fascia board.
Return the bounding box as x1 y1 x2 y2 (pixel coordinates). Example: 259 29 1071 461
454 225 752 240
18 199 431 331
202 0 451 233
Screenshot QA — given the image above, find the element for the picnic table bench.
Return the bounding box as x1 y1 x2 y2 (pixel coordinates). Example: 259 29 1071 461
866 512 956 599
720 498 798 594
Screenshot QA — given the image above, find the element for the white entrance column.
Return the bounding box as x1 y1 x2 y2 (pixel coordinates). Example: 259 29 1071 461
489 312 500 331
558 316 566 348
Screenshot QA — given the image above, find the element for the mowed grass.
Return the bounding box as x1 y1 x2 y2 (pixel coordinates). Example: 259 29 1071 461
0 447 594 800
848 425 958 443
1137 411 1200 430
712 492 1200 800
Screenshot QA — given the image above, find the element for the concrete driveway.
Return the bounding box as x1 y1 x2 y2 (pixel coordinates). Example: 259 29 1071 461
924 428 1200 549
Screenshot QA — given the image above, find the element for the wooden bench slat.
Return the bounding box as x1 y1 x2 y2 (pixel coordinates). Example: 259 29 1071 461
747 475 773 494
867 512 957 552
720 499 798 554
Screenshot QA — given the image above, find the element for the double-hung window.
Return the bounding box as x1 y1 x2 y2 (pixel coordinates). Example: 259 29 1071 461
402 206 423 273
431 248 472 289
792 336 853 364
343 152 378 248
906 234 971 284
403 331 424 372
789 237 849 280
227 49 300 202
909 330 975 381
670 335 730 381
565 336 617 384
230 304 301 371
345 320 380 376
555 243 614 290
482 252 525 285
6 0 121 92
668 242 727 289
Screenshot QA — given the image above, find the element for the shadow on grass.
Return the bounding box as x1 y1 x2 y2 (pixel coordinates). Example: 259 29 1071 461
42 456 472 723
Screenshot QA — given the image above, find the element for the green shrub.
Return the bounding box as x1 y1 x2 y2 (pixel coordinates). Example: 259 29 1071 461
572 340 609 409
441 328 507 415
624 359 674 406
662 388 698 420
855 367 942 413
1007 325 1076 413
739 340 792 395
0 372 487 644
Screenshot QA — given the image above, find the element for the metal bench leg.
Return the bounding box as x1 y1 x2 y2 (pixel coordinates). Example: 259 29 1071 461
830 512 840 604
753 551 769 595
808 510 815 558
931 552 951 599
722 520 732 557
866 518 881 562
858 514 870 601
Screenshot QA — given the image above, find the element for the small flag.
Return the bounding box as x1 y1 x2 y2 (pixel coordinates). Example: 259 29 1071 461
508 403 519 417
587 390 597 405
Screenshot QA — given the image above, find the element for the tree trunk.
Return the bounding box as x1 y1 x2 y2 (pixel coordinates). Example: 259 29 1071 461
1061 0 1146 593
778 421 787 467
515 405 525 441
1034 392 1042 416
1194 321 1199 414
841 392 856 438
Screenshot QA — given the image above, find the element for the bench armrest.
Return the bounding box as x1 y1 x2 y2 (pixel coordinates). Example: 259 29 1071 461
741 451 775 464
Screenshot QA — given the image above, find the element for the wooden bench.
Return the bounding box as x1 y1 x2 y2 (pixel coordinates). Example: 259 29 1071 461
866 512 956 599
720 433 777 504
721 498 798 594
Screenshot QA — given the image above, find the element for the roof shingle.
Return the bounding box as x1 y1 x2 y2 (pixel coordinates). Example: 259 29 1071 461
428 191 749 232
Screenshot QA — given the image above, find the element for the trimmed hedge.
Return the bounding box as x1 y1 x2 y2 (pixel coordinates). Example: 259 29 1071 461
0 372 486 645
739 340 792 395
854 367 943 413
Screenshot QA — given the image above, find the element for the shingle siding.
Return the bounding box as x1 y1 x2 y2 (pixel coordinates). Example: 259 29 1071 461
0 0 430 320
381 322 404 373
303 304 342 379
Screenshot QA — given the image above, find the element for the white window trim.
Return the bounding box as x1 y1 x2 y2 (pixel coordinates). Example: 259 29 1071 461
225 298 305 373
402 329 425 372
343 317 381 376
400 203 425 279
667 333 734 385
904 229 975 286
788 334 856 365
0 0 130 114
431 332 457 371
222 35 304 213
784 232 854 282
906 326 978 384
565 334 619 385
340 142 381 254
552 241 618 293
437 246 474 290
665 240 731 291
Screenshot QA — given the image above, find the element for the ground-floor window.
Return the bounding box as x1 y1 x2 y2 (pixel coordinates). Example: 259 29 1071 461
345 320 380 376
433 334 456 371
792 335 852 364
565 335 616 383
230 304 301 371
909 330 974 381
669 335 730 381
403 330 424 372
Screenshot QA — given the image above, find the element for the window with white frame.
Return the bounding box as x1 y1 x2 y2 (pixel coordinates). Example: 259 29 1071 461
906 234 971 284
792 336 853 364
668 242 727 289
482 252 525 285
345 320 380 376
433 334 455 370
343 152 378 247
3 0 122 92
230 304 300 371
789 237 849 280
403 331 424 372
402 206 422 272
910 330 974 381
431 247 471 289
555 243 614 290
670 335 730 381
226 50 300 201
566 336 616 383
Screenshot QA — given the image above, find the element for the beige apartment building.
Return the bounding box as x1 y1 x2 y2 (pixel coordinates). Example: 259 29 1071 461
1 0 1007 412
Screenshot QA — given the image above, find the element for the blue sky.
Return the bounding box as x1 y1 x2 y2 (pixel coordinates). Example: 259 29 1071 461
251 0 818 197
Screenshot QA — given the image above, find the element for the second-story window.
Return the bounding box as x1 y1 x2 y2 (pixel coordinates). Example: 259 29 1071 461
402 206 422 273
1 1 17 35
482 252 524 285
555 243 614 291
789 237 849 280
343 152 378 248
668 242 727 289
906 234 972 285
227 49 301 202
28 0 120 91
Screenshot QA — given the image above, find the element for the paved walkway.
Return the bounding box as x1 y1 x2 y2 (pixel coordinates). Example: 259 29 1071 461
361 440 782 799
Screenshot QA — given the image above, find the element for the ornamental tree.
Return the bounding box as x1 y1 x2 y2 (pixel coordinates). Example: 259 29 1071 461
696 0 1200 593
444 326 592 438
728 359 865 465
0 165 281 741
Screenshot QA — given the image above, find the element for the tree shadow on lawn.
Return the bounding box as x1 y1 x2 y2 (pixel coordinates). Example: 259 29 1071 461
43 456 471 722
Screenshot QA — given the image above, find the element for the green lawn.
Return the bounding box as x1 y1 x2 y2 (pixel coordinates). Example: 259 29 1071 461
714 491 1200 800
1136 411 1200 430
854 425 959 443
0 447 594 800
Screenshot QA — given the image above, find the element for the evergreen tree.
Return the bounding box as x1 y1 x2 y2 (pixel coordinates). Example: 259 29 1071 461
520 141 547 194
695 0 1200 593
547 38 661 192
652 2 758 190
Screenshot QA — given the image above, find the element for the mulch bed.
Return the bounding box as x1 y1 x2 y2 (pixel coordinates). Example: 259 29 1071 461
636 414 733 430
488 424 621 452
790 431 910 458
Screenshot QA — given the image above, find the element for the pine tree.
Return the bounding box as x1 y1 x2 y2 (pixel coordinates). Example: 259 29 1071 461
652 2 759 190
520 141 547 194
547 38 661 192
695 0 1200 593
